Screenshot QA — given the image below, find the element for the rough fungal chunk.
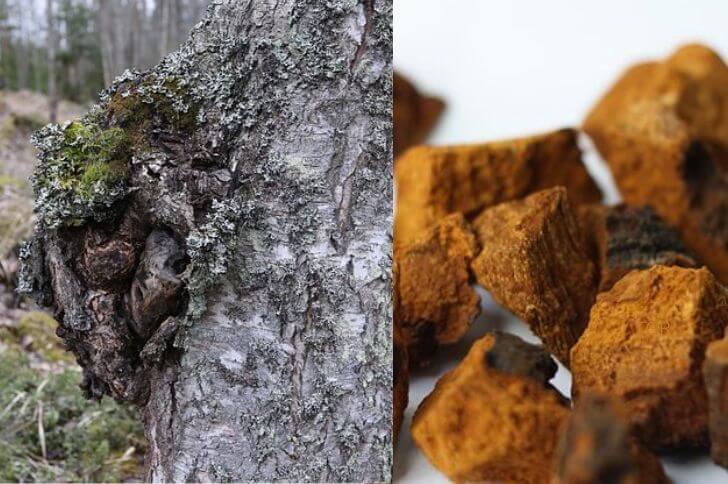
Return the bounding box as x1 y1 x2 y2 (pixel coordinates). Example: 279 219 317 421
553 394 668 484
471 187 597 365
395 213 480 365
393 71 444 158
571 265 728 449
393 323 409 442
411 332 568 483
583 43 728 283
394 128 601 250
579 204 698 291
703 334 728 468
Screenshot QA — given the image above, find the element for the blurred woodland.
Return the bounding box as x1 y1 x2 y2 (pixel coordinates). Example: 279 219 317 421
0 0 209 109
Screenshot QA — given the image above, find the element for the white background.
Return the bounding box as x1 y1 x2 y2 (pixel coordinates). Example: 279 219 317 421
394 1 728 482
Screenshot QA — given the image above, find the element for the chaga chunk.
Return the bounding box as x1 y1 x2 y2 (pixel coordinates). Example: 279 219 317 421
393 323 409 443
394 128 601 250
579 204 698 292
471 187 597 365
395 213 480 365
393 71 445 158
411 332 568 483
704 334 728 468
392 261 409 442
553 394 668 484
583 44 728 283
571 265 728 448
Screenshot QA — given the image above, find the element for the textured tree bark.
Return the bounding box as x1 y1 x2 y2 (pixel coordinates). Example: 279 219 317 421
20 1 392 481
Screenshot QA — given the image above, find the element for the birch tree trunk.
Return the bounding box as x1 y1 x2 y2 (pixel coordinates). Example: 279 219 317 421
21 1 392 481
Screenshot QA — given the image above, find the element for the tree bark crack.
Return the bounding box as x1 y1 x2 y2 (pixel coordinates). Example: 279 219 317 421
350 0 373 74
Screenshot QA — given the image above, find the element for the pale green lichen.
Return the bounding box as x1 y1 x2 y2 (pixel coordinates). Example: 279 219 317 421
31 119 132 229
182 198 242 324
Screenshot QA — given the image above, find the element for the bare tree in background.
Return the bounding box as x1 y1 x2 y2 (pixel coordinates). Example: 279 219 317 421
46 0 57 122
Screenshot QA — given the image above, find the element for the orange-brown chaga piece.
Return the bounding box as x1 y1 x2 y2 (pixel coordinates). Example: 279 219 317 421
411 332 569 483
396 213 480 365
579 204 698 292
393 323 409 443
571 265 728 449
393 71 445 158
392 261 409 442
583 44 728 284
553 394 668 484
703 334 728 468
471 187 597 365
394 128 601 250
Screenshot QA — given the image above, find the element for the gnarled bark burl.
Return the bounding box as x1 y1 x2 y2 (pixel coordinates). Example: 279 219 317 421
19 1 392 481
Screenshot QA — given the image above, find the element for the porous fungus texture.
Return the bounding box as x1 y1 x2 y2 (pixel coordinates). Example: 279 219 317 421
394 128 601 251
584 43 728 283
471 187 597 366
412 332 568 483
395 213 480 365
571 265 728 449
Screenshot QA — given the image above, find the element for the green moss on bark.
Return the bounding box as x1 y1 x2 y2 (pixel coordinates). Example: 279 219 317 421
31 119 132 229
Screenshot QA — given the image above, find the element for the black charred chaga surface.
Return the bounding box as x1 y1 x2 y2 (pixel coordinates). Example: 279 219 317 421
20 1 392 481
580 204 698 291
484 331 557 385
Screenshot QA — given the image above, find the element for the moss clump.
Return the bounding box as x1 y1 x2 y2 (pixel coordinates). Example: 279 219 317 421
31 119 133 229
108 76 199 140
0 349 147 482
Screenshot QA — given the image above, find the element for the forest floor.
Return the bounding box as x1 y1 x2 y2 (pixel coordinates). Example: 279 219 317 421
0 90 147 482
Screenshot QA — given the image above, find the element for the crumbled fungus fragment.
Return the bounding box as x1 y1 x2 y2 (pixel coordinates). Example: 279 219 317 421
393 71 445 158
393 259 409 442
471 187 597 365
553 394 668 484
395 213 480 365
571 265 728 449
703 333 728 468
394 128 601 250
411 332 568 483
393 323 409 443
583 43 728 283
579 204 698 292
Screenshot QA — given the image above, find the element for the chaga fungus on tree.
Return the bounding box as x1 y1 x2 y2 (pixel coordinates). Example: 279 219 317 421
17 1 392 481
20 71 205 404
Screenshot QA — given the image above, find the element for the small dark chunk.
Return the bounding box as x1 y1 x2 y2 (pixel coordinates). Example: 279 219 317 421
484 331 557 385
580 204 698 291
